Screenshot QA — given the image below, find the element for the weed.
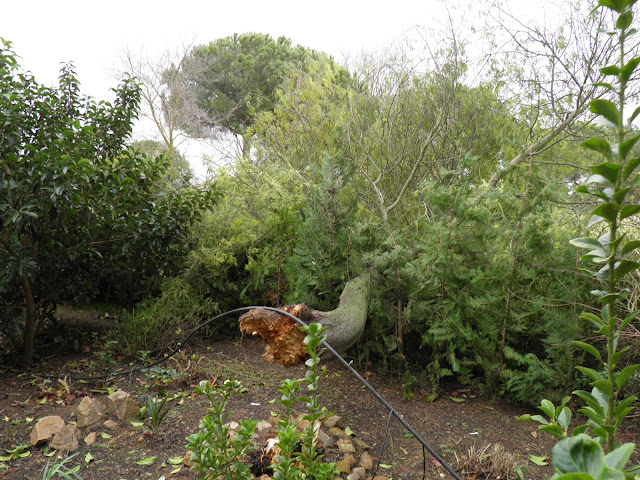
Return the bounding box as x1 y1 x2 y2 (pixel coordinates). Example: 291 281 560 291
41 452 83 480
140 390 172 435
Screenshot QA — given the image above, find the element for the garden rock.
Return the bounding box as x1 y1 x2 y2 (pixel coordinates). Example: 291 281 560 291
76 396 105 428
358 451 374 470
30 415 65 446
103 419 118 430
335 458 352 473
107 389 139 421
317 429 334 448
323 415 343 428
50 424 81 451
337 438 355 454
84 431 97 445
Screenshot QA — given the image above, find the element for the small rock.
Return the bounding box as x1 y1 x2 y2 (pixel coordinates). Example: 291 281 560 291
342 453 356 467
295 419 311 429
76 397 105 428
347 473 362 480
50 425 80 451
353 467 366 477
359 451 374 470
30 416 65 446
256 420 272 432
103 419 118 430
373 476 389 480
335 459 352 474
317 429 335 449
323 415 343 428
337 438 355 454
329 427 346 437
107 390 139 421
84 431 97 446
355 438 370 450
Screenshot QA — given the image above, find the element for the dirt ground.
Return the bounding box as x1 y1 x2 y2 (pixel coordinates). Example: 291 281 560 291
0 309 638 480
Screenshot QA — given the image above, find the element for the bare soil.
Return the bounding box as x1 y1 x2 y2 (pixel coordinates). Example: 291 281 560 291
0 308 638 480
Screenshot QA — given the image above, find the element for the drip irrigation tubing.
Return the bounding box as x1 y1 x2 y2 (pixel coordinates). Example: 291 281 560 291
3 305 463 480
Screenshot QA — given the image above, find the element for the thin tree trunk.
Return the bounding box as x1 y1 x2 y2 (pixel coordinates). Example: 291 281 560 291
21 274 37 368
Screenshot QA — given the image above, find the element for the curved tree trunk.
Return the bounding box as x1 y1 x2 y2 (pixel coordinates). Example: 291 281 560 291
239 273 371 366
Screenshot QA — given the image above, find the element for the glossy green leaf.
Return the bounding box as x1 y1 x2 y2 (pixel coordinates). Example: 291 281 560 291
570 237 605 251
619 133 640 160
576 185 611 202
620 205 640 220
581 138 613 160
623 157 640 181
604 443 634 470
616 364 640 389
621 240 640 255
518 414 549 424
597 291 628 303
587 214 608 228
557 407 571 430
591 379 614 397
579 312 605 327
617 10 634 30
575 366 601 382
573 341 602 361
614 259 640 280
551 434 604 476
599 65 620 76
628 106 640 125
540 424 565 438
621 56 640 84
591 162 621 184
590 99 621 127
592 203 621 222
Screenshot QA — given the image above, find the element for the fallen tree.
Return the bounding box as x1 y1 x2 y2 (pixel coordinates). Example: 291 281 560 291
239 273 371 366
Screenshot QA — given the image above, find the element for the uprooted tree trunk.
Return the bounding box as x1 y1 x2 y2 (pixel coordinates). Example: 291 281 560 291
239 273 371 366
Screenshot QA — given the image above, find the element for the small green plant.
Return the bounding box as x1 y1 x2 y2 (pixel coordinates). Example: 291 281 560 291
140 390 172 435
185 323 337 480
186 379 257 480
268 323 337 480
41 452 83 480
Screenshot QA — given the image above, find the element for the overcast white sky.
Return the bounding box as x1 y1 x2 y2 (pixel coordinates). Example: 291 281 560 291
2 0 546 178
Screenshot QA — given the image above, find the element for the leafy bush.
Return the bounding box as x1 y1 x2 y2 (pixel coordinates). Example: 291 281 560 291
361 178 592 404
116 276 217 354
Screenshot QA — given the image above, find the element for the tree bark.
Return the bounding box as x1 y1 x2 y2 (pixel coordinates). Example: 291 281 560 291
239 273 371 366
21 274 37 368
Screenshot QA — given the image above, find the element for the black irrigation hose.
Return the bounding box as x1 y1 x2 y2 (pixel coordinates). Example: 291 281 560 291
3 305 463 480
229 306 463 480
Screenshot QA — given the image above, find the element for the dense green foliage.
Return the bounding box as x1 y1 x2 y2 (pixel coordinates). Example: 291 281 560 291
3 0 639 422
0 40 216 365
118 18 631 406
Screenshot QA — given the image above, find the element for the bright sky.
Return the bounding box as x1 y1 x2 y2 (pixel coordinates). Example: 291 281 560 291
2 0 545 178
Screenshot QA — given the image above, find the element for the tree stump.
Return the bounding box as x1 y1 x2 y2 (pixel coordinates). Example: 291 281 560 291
239 273 371 366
